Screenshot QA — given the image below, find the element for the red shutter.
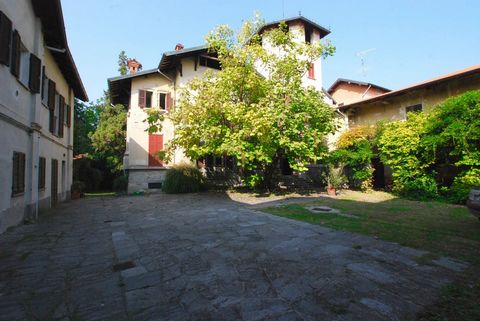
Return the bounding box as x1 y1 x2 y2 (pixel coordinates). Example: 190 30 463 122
58 95 64 137
166 93 172 112
148 134 163 167
308 63 315 79
29 53 41 93
10 29 20 77
138 90 146 108
0 11 12 66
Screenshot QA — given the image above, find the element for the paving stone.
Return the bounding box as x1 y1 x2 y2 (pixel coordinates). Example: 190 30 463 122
0 193 468 321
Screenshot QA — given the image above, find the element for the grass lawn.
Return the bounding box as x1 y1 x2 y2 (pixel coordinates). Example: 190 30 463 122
84 192 116 197
260 190 480 321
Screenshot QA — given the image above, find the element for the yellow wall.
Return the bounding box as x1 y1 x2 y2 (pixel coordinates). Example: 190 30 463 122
331 83 387 105
347 73 480 127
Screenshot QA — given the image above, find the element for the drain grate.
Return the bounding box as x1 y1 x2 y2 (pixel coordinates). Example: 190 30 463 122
312 207 333 212
113 261 136 272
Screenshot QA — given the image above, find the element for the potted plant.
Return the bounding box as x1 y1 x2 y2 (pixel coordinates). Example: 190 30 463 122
71 181 86 199
326 165 347 196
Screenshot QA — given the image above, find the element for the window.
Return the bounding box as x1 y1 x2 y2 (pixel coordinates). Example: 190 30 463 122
66 104 71 127
405 104 423 119
10 29 20 77
139 89 154 108
148 134 163 167
18 43 30 87
0 10 12 66
41 66 49 106
158 93 167 110
57 95 65 137
305 26 312 44
29 54 41 93
12 152 25 196
38 157 46 189
406 104 422 114
199 56 221 70
308 63 315 79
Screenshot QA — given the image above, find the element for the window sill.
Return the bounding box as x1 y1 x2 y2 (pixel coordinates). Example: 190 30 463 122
12 192 25 198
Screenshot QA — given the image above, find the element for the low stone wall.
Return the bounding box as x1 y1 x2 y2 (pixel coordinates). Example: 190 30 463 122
128 169 166 193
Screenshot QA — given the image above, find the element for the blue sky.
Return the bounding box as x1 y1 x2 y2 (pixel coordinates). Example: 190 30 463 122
62 0 480 102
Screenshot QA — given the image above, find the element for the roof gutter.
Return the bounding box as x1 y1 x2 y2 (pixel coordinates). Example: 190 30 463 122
157 69 173 82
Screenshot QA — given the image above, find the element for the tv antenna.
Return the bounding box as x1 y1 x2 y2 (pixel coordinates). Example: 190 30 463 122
356 48 376 77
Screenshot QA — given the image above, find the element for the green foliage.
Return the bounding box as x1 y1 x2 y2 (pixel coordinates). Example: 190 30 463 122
400 175 438 200
71 181 86 193
89 93 127 172
113 175 128 193
162 164 205 194
147 14 337 188
376 91 480 202
73 99 99 155
72 157 103 191
325 164 347 189
332 126 376 190
118 50 128 76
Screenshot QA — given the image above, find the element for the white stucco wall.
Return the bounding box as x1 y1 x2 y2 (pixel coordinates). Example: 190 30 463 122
0 0 76 233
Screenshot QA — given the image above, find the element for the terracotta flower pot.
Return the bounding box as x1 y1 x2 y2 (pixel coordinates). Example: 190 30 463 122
327 187 336 196
71 191 81 200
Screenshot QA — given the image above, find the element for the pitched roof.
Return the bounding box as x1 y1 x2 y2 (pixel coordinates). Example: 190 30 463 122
31 0 88 101
258 16 331 39
327 78 390 94
339 64 480 110
158 45 209 71
108 68 160 106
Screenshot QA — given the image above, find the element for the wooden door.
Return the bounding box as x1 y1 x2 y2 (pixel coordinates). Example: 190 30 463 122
51 159 58 205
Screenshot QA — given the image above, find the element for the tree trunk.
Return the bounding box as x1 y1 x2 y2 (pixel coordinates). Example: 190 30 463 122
261 154 280 191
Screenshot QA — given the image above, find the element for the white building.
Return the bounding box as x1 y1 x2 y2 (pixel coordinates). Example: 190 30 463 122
108 17 331 193
0 0 88 233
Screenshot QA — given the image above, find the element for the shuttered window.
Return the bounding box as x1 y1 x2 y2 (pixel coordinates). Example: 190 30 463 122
38 157 46 189
138 89 146 108
48 80 56 133
29 53 41 93
10 30 20 77
12 152 25 196
308 63 315 79
148 134 163 167
58 95 64 137
166 93 172 112
0 10 12 66
66 104 71 127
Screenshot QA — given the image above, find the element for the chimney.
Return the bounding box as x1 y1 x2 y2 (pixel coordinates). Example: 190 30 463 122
127 59 142 74
175 43 184 51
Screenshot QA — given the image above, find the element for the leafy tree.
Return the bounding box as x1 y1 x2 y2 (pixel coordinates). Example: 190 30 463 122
89 93 127 172
146 15 336 188
73 99 99 155
118 50 128 76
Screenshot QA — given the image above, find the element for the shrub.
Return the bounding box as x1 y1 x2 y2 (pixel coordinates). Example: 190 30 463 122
71 180 86 193
162 163 205 194
332 125 376 190
444 169 480 204
397 175 438 200
113 175 128 193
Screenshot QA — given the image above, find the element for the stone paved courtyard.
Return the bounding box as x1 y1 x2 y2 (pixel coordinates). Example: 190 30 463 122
0 193 468 321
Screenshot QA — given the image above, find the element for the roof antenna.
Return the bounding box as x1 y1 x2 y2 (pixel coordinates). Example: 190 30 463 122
299 10 302 16
282 0 285 18
356 48 376 77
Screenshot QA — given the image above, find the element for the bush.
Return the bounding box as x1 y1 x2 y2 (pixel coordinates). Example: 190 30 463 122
162 164 205 194
332 125 376 190
71 180 86 193
397 175 438 200
443 169 480 204
113 175 128 193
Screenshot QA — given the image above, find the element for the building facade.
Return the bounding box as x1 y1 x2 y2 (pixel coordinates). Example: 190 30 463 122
109 17 332 193
338 65 480 127
0 0 88 233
